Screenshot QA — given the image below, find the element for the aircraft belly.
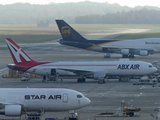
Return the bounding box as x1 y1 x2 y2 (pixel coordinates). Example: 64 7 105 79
24 100 64 111
44 101 79 111
107 69 141 76
24 100 80 111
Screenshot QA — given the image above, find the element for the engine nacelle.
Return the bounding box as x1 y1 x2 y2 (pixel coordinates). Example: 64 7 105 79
93 71 106 80
139 50 148 56
121 49 129 55
0 105 22 116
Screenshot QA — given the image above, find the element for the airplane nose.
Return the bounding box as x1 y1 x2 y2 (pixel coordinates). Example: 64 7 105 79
153 67 158 72
86 98 91 105
81 97 91 107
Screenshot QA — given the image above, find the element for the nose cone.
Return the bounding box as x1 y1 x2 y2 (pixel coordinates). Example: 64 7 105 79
152 67 158 73
81 97 91 107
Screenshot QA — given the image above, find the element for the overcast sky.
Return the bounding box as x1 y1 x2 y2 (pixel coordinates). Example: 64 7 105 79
1 0 160 7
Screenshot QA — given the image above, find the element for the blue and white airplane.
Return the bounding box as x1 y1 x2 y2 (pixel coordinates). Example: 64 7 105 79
56 20 160 58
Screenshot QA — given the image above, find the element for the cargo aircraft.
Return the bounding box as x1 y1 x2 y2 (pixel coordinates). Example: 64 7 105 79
5 38 157 83
0 88 90 119
56 20 160 58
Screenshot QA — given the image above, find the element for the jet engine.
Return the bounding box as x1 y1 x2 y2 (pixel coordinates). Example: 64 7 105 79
93 71 106 80
0 105 22 116
139 50 148 56
121 49 129 55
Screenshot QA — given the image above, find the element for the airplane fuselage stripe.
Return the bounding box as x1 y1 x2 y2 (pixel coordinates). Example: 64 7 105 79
41 64 117 66
87 41 117 50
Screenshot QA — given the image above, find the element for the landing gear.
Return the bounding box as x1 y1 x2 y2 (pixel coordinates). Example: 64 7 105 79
98 80 105 84
77 77 86 83
119 76 130 82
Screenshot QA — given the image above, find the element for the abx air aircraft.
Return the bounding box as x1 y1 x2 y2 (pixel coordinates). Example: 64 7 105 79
0 88 90 118
56 20 160 58
5 38 157 83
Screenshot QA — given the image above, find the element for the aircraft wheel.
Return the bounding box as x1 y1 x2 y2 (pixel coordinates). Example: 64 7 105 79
98 80 105 84
81 78 85 82
77 78 81 82
77 78 85 83
42 79 47 82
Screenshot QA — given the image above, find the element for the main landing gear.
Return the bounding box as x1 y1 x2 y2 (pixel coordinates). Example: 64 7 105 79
97 78 105 84
119 76 131 82
77 77 86 83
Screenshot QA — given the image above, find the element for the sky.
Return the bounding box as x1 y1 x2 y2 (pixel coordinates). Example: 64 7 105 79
1 0 160 7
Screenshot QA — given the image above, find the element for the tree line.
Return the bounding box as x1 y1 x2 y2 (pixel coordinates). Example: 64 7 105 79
0 2 160 24
75 9 160 24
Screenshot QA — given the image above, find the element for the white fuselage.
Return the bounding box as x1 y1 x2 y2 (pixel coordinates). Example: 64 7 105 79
26 60 157 76
0 88 90 112
101 38 160 52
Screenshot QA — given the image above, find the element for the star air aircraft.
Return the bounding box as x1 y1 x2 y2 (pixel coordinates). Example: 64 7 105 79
56 20 160 58
5 38 157 83
0 88 90 119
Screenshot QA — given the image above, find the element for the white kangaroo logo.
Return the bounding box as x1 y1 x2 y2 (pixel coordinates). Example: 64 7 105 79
6 40 31 63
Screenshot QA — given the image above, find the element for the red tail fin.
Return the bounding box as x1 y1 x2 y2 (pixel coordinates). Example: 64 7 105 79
5 38 48 71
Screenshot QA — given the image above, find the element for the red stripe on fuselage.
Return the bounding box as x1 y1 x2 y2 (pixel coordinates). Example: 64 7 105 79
41 64 117 66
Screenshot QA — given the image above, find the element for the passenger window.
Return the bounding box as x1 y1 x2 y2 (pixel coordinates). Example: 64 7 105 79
77 95 82 98
149 65 152 67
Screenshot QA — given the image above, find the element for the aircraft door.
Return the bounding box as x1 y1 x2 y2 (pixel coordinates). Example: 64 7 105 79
51 69 56 75
63 93 68 103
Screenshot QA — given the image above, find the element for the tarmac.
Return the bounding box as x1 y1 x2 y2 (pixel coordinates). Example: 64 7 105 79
0 36 160 120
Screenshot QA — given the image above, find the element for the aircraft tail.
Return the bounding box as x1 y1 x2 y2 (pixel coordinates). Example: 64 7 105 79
56 20 87 41
5 38 48 72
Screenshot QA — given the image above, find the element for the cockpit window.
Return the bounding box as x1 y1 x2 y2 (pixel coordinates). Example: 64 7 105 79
149 65 152 68
77 95 82 98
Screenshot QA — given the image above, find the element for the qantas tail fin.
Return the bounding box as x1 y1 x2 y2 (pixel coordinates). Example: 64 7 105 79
5 38 48 71
56 20 87 41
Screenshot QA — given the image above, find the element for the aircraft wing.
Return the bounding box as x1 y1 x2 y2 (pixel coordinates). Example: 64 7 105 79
59 68 94 76
58 68 107 77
